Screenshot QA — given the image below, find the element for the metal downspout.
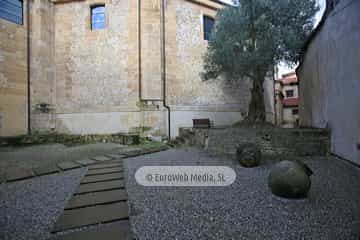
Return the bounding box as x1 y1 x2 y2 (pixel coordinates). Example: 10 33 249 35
160 0 171 140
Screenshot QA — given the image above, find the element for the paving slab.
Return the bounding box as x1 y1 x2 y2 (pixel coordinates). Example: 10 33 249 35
66 189 128 210
105 154 126 159
76 180 125 195
57 161 82 171
6 168 34 182
53 221 130 240
86 167 123 176
75 159 98 166
90 156 112 162
88 162 123 170
81 172 124 184
32 165 60 176
52 202 129 232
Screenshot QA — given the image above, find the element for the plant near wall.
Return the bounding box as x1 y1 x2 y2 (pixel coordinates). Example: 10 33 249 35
202 0 318 122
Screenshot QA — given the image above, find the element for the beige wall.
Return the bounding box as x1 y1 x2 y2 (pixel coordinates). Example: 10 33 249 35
0 1 28 136
1 0 275 138
54 0 140 133
165 0 251 113
298 0 360 163
30 0 56 132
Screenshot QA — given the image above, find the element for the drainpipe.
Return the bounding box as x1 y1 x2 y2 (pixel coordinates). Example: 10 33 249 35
138 0 142 100
26 0 31 135
160 0 171 140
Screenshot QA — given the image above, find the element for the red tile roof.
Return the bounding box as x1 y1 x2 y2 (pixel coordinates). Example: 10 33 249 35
276 72 298 85
283 98 299 107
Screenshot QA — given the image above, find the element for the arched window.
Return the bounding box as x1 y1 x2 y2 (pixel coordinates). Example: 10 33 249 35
91 5 105 30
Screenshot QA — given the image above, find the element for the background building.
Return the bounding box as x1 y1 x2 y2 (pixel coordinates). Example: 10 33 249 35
297 0 360 164
275 72 299 128
0 0 274 139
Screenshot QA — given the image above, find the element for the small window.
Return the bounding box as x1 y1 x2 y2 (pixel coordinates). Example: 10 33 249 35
91 5 105 30
286 90 294 98
203 16 214 41
292 109 299 115
0 0 23 25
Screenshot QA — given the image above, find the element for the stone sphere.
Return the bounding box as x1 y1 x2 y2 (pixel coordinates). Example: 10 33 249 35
236 143 261 168
268 160 312 199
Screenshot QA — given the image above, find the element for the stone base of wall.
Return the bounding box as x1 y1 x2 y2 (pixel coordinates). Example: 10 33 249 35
184 127 330 156
0 132 140 147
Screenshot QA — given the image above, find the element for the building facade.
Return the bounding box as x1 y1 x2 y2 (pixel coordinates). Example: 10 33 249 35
275 72 299 128
0 0 274 139
297 0 360 164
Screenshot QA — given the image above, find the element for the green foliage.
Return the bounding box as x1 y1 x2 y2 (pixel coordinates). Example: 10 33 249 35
203 0 318 80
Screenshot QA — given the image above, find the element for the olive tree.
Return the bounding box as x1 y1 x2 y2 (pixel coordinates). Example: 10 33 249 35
203 0 318 122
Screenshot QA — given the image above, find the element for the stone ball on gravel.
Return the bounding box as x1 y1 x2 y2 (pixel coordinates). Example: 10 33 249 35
236 143 261 168
268 160 313 199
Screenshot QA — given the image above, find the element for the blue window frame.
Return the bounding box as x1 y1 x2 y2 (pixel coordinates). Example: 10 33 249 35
0 0 23 25
203 15 214 41
91 5 105 30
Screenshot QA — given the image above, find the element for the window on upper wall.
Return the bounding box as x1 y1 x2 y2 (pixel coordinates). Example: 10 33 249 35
292 109 299 115
286 90 294 98
0 0 23 25
91 5 105 30
203 15 215 41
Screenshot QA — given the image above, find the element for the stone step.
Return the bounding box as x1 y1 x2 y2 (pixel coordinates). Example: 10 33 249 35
57 161 82 171
90 156 112 162
76 180 125 195
66 189 128 210
86 167 123 176
32 165 60 176
52 202 129 233
6 168 34 182
52 221 130 240
88 162 123 170
81 172 124 184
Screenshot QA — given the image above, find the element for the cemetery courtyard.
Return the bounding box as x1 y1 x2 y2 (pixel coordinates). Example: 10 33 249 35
0 136 359 240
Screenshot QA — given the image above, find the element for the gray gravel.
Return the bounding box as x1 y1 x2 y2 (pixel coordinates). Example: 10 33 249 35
124 148 360 240
0 168 87 240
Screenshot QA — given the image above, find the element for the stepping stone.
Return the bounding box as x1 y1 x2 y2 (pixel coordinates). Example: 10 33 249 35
118 148 142 154
88 162 122 170
86 167 123 176
52 220 130 240
76 159 98 166
33 165 60 176
6 168 34 182
66 189 128 210
105 154 126 159
76 180 125 195
58 161 81 171
81 172 123 184
52 202 129 232
90 156 112 162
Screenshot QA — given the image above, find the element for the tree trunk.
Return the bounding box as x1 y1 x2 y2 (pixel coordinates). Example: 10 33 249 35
246 71 266 122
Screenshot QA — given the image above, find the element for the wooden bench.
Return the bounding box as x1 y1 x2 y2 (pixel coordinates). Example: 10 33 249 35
192 119 211 129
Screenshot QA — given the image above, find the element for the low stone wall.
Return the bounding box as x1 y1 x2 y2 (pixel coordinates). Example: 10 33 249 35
0 132 140 147
186 127 330 156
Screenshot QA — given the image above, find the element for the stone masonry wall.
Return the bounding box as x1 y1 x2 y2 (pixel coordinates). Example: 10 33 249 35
54 0 141 134
190 127 330 156
30 0 56 132
0 0 28 136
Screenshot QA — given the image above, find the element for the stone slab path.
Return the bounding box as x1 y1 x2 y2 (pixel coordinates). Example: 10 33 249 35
1 145 168 183
50 145 169 239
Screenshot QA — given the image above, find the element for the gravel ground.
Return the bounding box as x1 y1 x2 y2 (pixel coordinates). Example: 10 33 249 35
0 143 123 176
0 168 87 240
124 148 360 240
